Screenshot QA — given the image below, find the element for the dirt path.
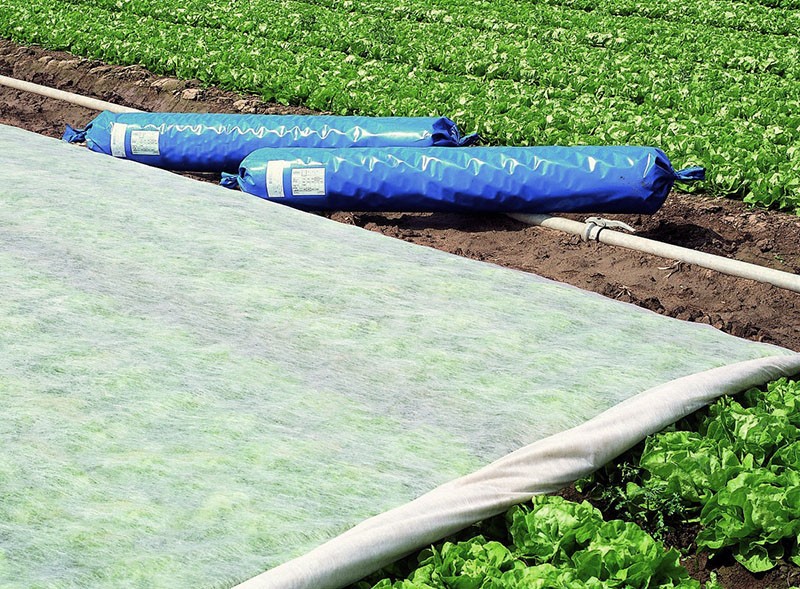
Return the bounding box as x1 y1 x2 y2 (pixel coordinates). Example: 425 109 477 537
2 39 799 351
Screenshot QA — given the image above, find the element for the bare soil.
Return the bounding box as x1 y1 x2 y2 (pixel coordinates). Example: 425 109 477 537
2 38 800 588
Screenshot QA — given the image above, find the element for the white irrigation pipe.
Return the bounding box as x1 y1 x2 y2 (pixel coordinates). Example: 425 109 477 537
510 213 800 294
0 74 142 113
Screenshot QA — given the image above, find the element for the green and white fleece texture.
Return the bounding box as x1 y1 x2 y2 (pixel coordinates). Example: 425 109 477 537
0 125 794 588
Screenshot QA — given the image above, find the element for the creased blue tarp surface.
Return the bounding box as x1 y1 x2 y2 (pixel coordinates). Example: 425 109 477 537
63 112 471 172
227 145 703 214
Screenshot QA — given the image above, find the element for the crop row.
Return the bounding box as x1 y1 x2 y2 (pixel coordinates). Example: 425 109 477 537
58 0 800 83
580 378 800 573
535 0 800 35
351 495 714 589
1 0 798 209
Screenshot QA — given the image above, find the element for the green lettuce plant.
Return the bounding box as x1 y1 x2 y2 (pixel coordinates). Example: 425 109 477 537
361 496 702 589
581 378 800 573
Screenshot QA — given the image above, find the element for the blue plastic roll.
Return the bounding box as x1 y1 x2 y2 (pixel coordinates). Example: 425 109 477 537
62 112 475 172
222 146 704 214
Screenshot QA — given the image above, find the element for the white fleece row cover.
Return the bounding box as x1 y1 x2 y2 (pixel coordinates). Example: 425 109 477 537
1 125 798 589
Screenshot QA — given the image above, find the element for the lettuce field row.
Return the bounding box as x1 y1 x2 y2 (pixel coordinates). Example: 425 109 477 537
580 378 800 574
351 495 717 589
1 0 799 210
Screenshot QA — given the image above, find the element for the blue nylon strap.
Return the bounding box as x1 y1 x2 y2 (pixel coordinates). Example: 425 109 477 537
219 173 240 189
61 124 87 143
675 166 706 182
458 133 481 146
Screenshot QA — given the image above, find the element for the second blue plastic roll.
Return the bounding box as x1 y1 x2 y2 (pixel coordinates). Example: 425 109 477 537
229 146 699 214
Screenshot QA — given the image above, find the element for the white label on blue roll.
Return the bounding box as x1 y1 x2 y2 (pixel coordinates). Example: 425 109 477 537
291 167 326 197
130 130 160 156
266 160 287 198
110 123 127 158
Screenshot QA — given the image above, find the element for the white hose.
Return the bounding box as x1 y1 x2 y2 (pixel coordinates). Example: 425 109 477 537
510 213 800 294
0 74 141 113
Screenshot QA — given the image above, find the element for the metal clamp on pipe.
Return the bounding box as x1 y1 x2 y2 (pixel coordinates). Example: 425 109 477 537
582 218 636 242
509 212 800 294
